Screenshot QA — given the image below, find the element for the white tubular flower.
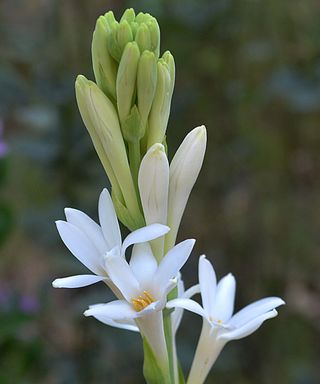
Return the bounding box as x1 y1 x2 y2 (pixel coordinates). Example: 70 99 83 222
138 143 169 261
165 125 207 251
167 256 285 384
84 238 195 370
52 188 169 290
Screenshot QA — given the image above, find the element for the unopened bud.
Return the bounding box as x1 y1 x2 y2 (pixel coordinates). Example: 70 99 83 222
122 105 143 143
92 16 117 100
165 125 207 251
117 20 133 55
147 60 173 148
139 143 169 260
135 23 151 53
116 42 140 126
137 51 157 127
147 19 160 58
120 8 135 23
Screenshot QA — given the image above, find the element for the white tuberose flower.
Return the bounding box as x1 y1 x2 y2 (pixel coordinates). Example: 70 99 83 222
52 188 169 289
84 239 195 371
167 255 285 384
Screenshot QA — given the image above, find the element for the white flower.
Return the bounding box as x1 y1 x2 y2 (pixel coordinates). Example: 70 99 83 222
84 239 195 370
167 255 285 384
52 188 169 289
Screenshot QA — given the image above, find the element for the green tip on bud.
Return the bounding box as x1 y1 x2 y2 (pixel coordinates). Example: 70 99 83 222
122 105 144 143
120 8 136 23
147 19 160 58
116 41 140 126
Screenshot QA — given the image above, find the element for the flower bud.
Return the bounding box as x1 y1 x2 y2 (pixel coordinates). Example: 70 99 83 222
91 16 117 100
75 75 143 228
137 51 157 127
116 42 140 126
165 126 207 251
135 23 151 53
117 20 133 56
147 60 173 148
162 51 175 95
120 8 135 23
138 143 169 260
122 105 143 143
147 19 160 58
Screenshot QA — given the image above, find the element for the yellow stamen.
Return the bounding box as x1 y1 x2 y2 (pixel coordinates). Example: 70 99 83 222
131 291 155 312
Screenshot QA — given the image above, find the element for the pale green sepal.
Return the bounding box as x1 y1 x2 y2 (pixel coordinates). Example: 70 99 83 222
142 337 169 384
112 191 145 231
92 16 117 100
147 60 173 148
116 42 140 126
137 51 157 127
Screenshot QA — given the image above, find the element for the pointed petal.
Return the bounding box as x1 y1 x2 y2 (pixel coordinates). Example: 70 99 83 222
52 274 106 288
228 297 285 328
212 273 236 322
56 220 103 275
98 188 121 250
130 243 158 287
199 255 217 317
89 315 139 332
105 251 141 301
167 298 206 318
121 223 170 256
219 309 279 341
153 239 195 289
64 208 107 254
84 300 138 320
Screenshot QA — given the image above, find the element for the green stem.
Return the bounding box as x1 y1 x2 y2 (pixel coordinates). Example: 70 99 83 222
163 309 175 384
128 139 141 195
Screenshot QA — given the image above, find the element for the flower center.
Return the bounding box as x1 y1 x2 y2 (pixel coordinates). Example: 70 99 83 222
131 291 155 312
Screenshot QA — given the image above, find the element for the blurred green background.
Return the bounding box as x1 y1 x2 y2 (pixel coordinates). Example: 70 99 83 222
1 0 320 383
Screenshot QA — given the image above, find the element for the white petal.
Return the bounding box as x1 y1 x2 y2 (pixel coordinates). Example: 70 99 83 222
84 300 138 320
219 309 278 341
64 208 107 254
199 255 217 317
90 315 139 332
121 223 170 256
56 220 103 275
153 239 195 289
228 297 285 328
167 298 206 318
105 251 141 301
212 273 236 322
184 284 201 299
130 243 158 287
52 274 106 288
98 188 121 250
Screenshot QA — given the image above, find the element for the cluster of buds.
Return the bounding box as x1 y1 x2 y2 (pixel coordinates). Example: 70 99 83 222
75 9 202 247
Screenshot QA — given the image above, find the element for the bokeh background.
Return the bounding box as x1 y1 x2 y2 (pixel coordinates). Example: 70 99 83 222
1 0 320 383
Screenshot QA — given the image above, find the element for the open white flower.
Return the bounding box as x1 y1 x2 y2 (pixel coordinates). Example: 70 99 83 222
84 239 195 371
52 188 170 289
167 255 285 384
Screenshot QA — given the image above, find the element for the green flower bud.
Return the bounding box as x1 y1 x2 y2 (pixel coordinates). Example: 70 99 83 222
117 20 133 56
122 105 143 143
162 51 175 95
116 41 140 126
112 190 145 231
105 11 121 62
75 75 142 225
120 8 135 23
147 60 173 148
91 16 117 100
135 23 151 53
147 19 160 58
137 51 157 127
